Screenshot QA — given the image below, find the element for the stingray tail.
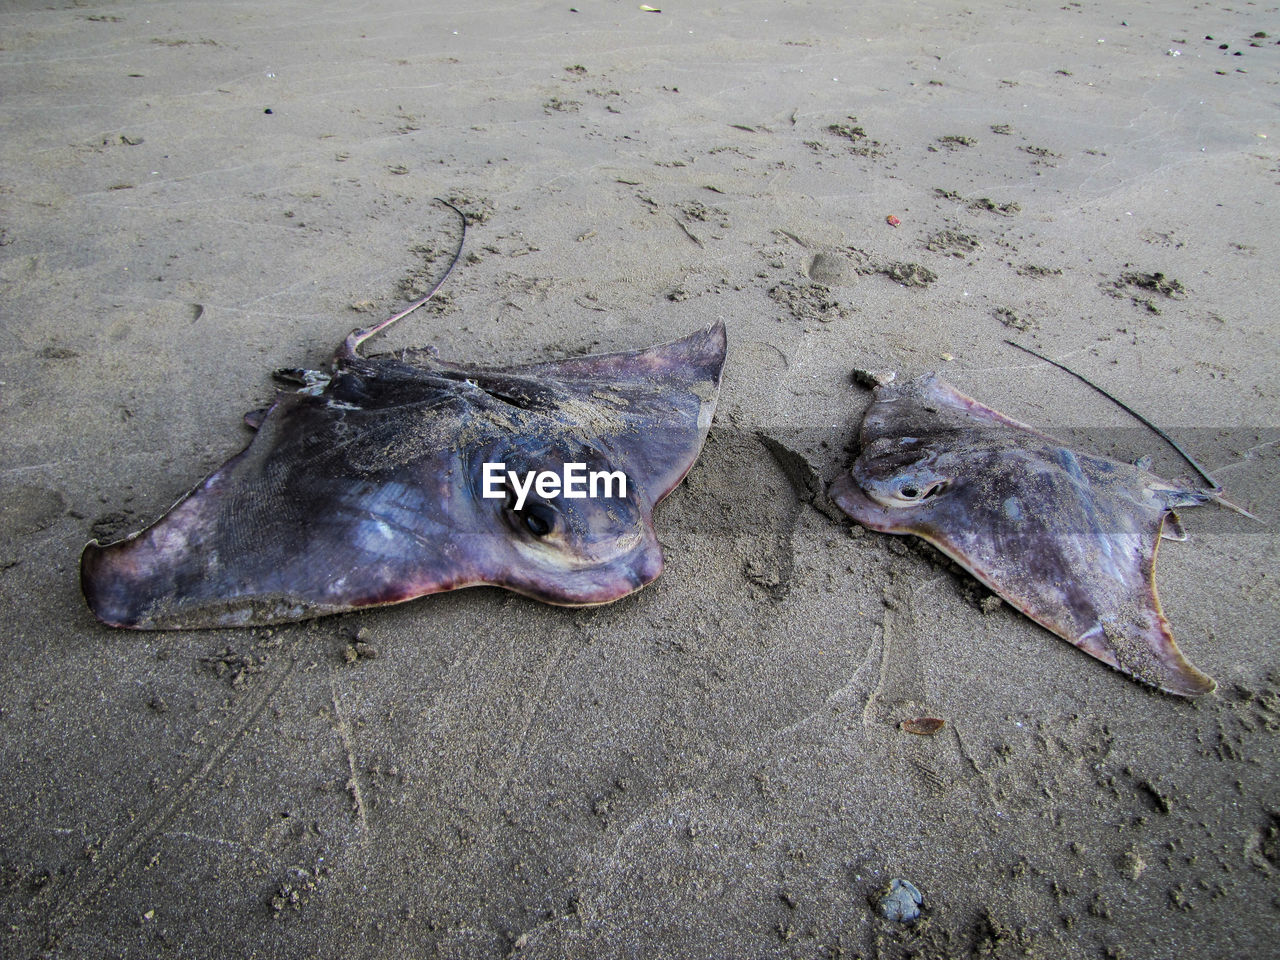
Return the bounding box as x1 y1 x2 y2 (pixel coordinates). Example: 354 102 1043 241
340 199 467 360
1162 484 1261 523
1206 489 1261 522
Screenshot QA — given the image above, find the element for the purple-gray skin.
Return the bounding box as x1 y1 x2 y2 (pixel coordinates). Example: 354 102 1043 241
81 321 726 629
829 373 1229 697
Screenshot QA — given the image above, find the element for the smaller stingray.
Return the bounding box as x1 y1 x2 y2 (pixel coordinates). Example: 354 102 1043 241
81 216 726 629
830 373 1245 697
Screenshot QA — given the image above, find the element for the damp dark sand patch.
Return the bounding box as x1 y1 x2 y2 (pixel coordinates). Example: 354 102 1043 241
1118 271 1186 298
443 191 494 225
399 249 459 307
89 509 136 542
768 280 847 323
880 262 938 287
780 244 879 286
825 116 887 157
969 197 1021 216
542 96 581 113
993 305 1039 332
826 119 867 141
1021 145 1062 165
795 248 939 288
1107 270 1187 314
925 230 981 257
678 199 730 228
933 188 1021 216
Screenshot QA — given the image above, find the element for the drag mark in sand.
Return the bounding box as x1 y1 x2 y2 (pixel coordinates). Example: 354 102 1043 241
26 652 299 955
491 632 574 812
861 578 927 729
329 670 369 833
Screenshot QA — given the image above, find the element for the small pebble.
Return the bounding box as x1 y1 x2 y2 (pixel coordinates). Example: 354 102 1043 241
878 878 923 922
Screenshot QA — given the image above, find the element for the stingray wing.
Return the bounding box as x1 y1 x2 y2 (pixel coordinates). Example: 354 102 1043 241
81 386 497 629
832 374 1217 697
82 323 726 630
427 319 726 507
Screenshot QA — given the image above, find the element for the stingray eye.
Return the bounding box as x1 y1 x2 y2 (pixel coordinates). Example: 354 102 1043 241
521 504 556 537
898 480 945 501
500 483 558 538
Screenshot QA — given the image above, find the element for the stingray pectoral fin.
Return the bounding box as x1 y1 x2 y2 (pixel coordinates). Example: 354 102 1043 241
82 539 148 628
81 503 476 631
1076 616 1216 698
81 449 262 629
79 474 352 630
831 473 1215 697
516 320 726 394
516 320 727 506
78 406 478 629
914 522 1217 698
638 319 729 502
1085 523 1216 697
81 533 339 630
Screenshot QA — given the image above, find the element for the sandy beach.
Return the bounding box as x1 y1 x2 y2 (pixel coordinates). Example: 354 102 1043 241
1 2 1277 957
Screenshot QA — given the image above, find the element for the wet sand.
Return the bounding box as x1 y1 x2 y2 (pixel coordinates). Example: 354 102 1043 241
1 2 1277 957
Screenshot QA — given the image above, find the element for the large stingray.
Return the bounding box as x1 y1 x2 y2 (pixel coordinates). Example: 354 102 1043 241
829 372 1243 697
81 258 726 629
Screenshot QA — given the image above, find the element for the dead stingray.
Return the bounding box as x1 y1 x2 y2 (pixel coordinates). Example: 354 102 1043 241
81 254 726 629
830 373 1244 697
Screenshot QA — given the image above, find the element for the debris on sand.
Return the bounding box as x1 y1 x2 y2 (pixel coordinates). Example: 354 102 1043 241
881 262 938 287
1118 271 1186 298
925 230 980 257
769 280 847 323
878 878 923 922
993 305 1038 332
900 717 946 736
